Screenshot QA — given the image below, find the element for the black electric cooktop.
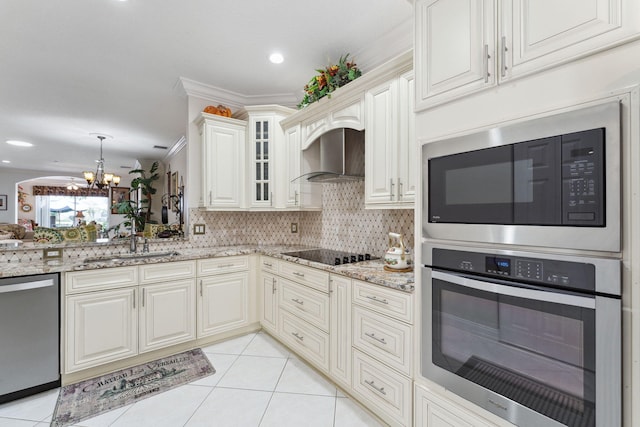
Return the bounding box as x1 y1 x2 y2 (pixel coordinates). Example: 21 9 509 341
282 249 377 266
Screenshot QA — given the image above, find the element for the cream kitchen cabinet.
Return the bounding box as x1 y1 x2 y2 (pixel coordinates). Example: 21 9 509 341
364 71 415 208
198 112 247 209
351 279 414 427
329 274 352 391
274 259 331 373
283 124 322 209
415 0 640 111
259 256 279 333
414 383 504 427
138 278 196 354
241 105 295 209
65 286 138 373
65 262 197 373
197 256 251 338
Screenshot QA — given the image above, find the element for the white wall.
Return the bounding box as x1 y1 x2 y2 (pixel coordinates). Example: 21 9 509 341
415 38 640 427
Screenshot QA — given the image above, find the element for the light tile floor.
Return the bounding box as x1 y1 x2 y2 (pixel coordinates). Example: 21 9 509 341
0 331 385 427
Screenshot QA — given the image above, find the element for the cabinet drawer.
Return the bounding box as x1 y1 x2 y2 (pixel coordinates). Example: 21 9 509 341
353 280 413 323
353 305 412 376
278 261 329 293
260 256 278 273
139 260 196 284
197 255 249 276
65 266 138 294
352 349 412 427
279 278 329 332
279 310 329 372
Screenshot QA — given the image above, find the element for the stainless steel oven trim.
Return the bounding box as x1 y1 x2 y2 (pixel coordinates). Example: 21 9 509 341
422 241 621 296
421 100 621 252
431 270 596 308
422 264 622 427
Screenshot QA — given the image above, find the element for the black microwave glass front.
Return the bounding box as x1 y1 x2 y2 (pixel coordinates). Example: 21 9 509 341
428 128 605 226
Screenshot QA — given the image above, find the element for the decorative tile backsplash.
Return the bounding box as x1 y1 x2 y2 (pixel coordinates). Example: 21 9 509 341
1 181 415 264
192 181 415 257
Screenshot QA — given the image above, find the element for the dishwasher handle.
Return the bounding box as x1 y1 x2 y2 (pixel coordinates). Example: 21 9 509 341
0 279 55 294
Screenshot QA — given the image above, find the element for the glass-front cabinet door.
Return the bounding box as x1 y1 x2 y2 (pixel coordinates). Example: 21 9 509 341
251 118 272 207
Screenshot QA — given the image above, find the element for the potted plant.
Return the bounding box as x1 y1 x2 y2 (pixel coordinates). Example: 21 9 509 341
297 54 362 109
112 161 160 235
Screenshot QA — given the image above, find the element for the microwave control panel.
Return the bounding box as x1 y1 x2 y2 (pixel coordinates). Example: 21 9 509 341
561 128 604 226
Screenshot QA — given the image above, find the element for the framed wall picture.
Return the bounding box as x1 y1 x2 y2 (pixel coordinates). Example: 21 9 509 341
171 172 179 211
0 195 7 211
110 187 130 214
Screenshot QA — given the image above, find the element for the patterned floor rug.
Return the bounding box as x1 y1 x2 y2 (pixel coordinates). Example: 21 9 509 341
51 348 215 427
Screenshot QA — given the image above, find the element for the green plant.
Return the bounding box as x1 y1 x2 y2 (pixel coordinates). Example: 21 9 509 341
297 54 362 109
113 161 160 234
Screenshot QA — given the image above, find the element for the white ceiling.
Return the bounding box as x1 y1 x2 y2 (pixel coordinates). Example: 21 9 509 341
0 0 413 178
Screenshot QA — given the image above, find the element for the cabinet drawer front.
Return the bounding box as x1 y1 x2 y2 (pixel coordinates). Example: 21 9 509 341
353 306 412 376
279 310 329 372
353 280 413 323
260 256 278 273
197 255 249 276
139 260 196 284
278 261 329 293
352 350 412 427
65 266 138 294
279 278 329 332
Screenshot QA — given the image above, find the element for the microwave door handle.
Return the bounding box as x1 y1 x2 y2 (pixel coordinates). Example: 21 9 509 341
430 270 595 309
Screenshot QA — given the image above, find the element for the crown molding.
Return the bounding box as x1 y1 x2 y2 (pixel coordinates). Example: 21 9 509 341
164 135 187 161
352 16 413 73
179 77 299 109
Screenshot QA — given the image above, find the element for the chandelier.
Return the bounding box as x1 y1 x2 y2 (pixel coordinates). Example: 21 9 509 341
83 135 121 189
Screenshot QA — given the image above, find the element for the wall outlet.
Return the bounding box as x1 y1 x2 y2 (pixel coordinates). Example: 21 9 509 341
291 223 298 233
193 224 206 235
43 248 63 261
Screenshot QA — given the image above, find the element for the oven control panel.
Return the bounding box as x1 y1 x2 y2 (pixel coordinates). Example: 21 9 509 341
432 248 595 292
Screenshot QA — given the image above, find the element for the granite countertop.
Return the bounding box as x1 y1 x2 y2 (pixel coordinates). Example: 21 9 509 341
0 245 414 292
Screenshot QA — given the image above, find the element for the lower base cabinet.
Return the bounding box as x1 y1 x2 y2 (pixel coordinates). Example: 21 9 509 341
278 310 330 372
197 271 249 337
139 279 196 353
414 383 503 427
352 349 412 427
65 287 138 373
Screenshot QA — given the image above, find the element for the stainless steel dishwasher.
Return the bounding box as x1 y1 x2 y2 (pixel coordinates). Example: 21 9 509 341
0 273 60 403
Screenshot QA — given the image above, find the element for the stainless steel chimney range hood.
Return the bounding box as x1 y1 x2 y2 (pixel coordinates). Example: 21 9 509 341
294 128 365 183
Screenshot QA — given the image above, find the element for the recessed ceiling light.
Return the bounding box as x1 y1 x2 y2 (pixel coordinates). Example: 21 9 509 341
1 160 10 164
6 140 33 147
269 53 284 64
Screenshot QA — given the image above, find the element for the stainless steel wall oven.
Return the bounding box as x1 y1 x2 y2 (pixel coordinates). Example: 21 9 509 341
421 243 621 427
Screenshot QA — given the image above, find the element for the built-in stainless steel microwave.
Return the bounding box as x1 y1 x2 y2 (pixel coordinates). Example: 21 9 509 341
422 101 621 252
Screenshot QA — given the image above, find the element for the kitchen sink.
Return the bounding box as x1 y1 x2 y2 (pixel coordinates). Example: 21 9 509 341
83 251 180 264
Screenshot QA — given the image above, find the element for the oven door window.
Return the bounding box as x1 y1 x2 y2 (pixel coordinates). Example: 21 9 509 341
432 278 595 427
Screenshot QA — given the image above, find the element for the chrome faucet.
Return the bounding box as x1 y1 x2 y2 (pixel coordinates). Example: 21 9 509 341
129 219 137 253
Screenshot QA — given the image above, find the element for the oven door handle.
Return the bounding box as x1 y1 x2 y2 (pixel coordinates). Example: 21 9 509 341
431 270 596 309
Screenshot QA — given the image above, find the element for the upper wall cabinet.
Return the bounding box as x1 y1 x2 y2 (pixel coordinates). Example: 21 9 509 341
365 71 416 208
241 105 295 210
415 0 640 111
197 113 247 209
